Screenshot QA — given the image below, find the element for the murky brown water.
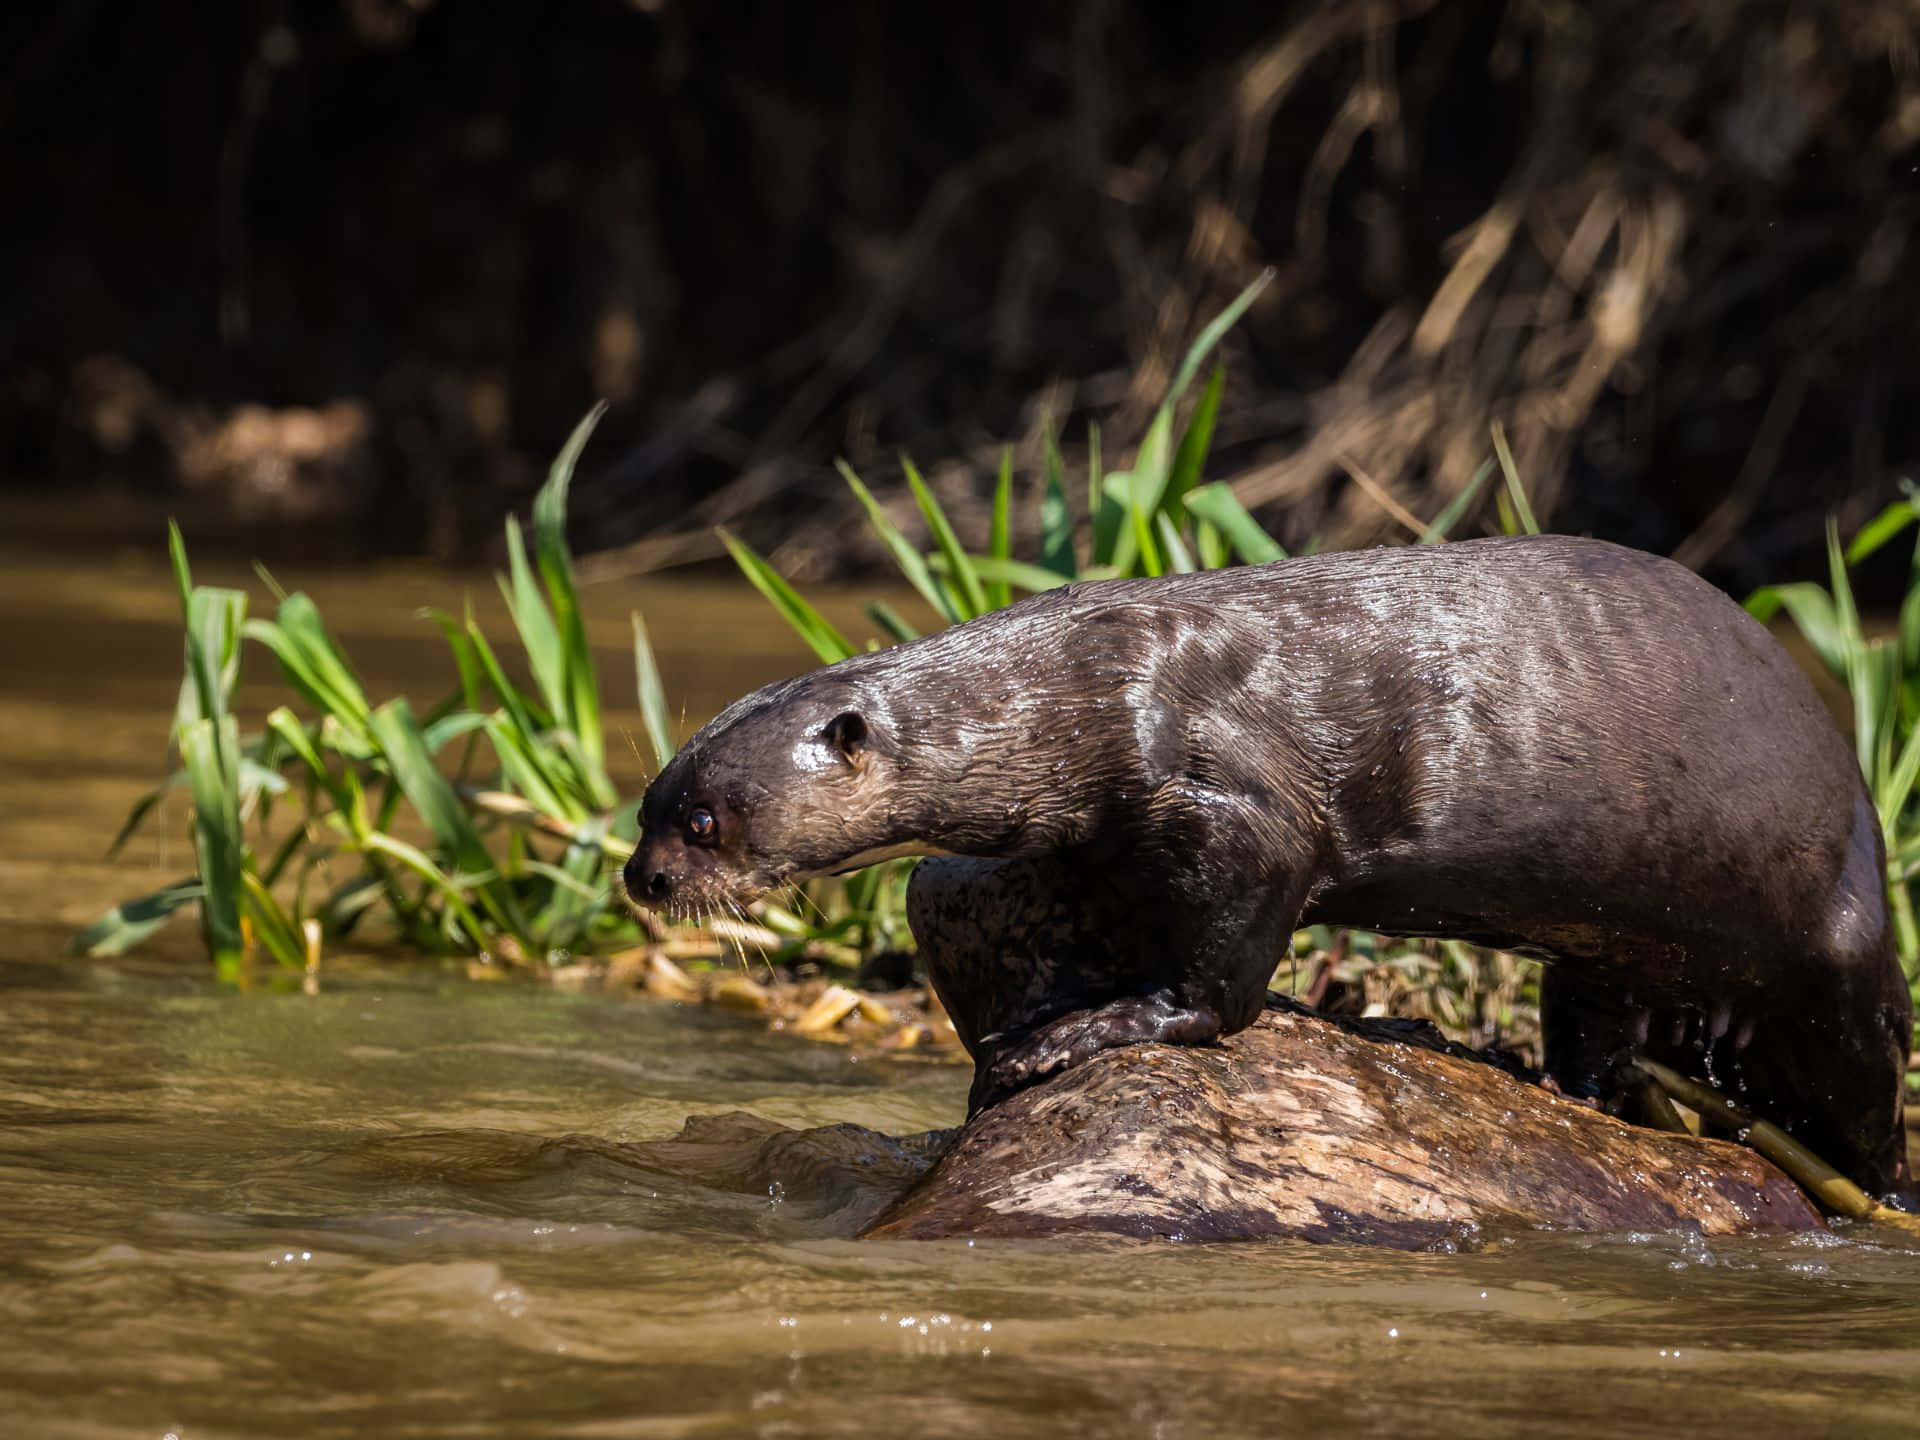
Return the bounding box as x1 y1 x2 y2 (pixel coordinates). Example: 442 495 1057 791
5 545 1920 1438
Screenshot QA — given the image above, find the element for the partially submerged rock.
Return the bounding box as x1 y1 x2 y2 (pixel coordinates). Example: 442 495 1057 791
858 1003 1821 1246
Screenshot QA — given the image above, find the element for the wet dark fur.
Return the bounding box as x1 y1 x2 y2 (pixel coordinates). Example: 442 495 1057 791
627 536 1913 1196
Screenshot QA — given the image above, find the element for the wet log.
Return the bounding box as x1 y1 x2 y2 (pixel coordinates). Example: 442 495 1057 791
859 1002 1822 1247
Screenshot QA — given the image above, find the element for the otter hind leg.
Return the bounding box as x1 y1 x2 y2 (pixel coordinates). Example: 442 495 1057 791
1726 937 1912 1203
1541 938 1913 1201
1539 966 1763 1117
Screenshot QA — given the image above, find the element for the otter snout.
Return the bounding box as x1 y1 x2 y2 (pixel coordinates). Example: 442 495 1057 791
622 838 679 912
622 822 770 916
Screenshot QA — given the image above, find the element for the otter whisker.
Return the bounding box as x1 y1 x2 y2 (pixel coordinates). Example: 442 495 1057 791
780 881 820 925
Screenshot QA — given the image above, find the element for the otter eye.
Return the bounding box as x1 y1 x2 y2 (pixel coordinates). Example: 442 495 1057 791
686 806 717 844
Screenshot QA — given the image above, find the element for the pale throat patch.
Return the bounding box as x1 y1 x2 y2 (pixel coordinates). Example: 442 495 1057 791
821 840 958 875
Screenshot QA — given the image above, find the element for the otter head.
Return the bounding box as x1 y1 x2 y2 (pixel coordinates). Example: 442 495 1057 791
623 668 927 917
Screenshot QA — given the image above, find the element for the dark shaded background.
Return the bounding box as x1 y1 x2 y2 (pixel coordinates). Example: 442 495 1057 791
5 0 1918 590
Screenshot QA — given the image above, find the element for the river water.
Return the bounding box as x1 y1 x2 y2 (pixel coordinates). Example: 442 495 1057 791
3 545 1920 1438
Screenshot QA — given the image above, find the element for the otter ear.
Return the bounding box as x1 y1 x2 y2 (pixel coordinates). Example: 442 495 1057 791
821 710 869 766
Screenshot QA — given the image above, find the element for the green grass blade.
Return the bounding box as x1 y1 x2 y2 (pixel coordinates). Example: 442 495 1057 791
358 831 490 949
903 458 990 619
523 856 609 904
1195 518 1229 570
1825 519 1889 783
631 611 679 772
236 756 289 805
1828 517 1862 651
421 710 491 754
541 430 611 796
1091 473 1132 571
1163 270 1273 406
72 877 204 957
1156 512 1197 573
1857 641 1899 792
864 600 920 644
369 699 530 944
928 553 1076 595
1033 271 1255 574
526 833 608 953
240 869 307 969
1127 408 1175 536
177 586 247 736
1165 364 1225 523
104 776 181 859
464 608 557 738
718 528 855 663
243 593 371 731
251 559 288 603
529 407 612 805
1495 490 1521 537
1879 715 1920 830
423 608 487 712
532 403 607 569
1097 413 1177 582
265 706 337 796
1491 421 1541 535
317 875 384 934
501 517 566 722
986 448 1013 609
1183 483 1285 564
1900 577 1920 678
1040 429 1076 576
1746 583 1844 678
274 593 369 719
484 713 574 822
1847 498 1920 566
464 620 592 818
180 715 246 977
836 460 957 624
167 520 193 614
1129 485 1163 577
1419 458 1496 543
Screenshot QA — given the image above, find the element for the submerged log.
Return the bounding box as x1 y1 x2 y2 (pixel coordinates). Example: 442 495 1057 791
860 1002 1822 1246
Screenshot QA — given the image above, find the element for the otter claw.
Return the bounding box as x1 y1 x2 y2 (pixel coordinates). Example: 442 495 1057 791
968 994 1224 1115
971 1016 1106 1114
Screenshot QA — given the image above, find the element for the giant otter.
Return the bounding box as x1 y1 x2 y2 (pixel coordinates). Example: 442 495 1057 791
626 536 1913 1197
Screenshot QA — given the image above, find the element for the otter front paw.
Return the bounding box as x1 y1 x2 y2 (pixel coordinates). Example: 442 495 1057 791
968 993 1222 1115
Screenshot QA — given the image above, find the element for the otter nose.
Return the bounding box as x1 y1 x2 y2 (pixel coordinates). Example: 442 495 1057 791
623 853 674 907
